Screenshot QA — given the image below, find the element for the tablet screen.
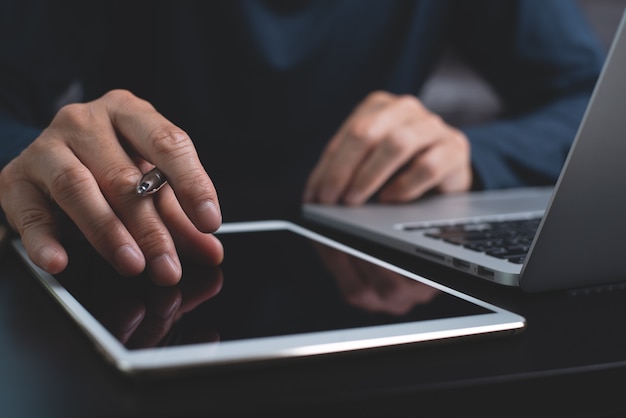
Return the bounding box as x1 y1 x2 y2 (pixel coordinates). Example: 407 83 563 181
55 229 490 350
13 221 524 375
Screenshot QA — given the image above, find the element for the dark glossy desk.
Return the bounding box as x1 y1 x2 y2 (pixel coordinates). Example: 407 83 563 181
2 220 626 418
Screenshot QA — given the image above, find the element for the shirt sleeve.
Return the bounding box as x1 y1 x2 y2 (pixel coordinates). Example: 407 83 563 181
449 0 606 189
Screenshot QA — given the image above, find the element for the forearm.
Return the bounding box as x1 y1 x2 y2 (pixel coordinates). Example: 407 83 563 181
448 0 605 190
465 90 591 190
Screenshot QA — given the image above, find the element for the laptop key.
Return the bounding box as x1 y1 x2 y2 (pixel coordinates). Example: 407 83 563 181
508 256 526 264
425 218 540 263
486 247 529 259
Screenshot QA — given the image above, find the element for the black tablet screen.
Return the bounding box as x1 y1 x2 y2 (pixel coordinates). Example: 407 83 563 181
53 229 490 350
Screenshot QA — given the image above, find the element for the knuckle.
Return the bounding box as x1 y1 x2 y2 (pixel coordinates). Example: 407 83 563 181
103 89 156 114
49 164 93 203
0 159 21 189
15 207 54 235
134 219 172 254
425 112 445 131
423 155 443 179
54 102 93 130
348 119 379 144
177 170 215 199
176 169 205 188
451 129 470 151
100 165 141 196
396 94 423 111
418 154 440 179
88 216 127 249
148 128 194 159
365 90 392 103
103 89 138 105
384 129 412 155
23 136 68 173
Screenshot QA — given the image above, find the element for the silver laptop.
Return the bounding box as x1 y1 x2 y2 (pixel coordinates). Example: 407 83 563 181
304 10 626 293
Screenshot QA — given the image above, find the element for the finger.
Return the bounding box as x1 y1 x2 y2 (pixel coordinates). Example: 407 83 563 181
58 108 183 286
436 131 473 194
112 182 182 286
154 185 224 266
341 120 439 205
0 176 68 274
99 177 182 286
378 140 462 202
102 90 221 233
304 93 423 204
304 128 373 204
22 144 146 277
303 93 391 203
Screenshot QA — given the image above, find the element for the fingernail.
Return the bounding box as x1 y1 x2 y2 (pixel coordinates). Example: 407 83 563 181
114 245 145 276
39 246 63 274
196 200 222 232
148 254 182 286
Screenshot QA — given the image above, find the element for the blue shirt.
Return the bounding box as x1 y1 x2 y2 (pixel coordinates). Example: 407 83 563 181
0 0 605 218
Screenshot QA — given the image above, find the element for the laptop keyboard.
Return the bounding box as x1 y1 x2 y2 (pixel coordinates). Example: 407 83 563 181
420 217 541 264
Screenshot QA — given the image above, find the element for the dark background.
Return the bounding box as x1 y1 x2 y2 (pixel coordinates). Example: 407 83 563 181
2 1 626 417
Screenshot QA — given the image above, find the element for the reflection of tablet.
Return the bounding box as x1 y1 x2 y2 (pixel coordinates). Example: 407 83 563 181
12 220 524 376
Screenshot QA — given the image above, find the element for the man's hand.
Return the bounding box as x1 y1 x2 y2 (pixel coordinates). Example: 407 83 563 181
0 90 223 286
304 91 472 205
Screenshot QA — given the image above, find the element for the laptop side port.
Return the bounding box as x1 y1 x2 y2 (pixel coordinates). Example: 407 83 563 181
477 266 495 280
414 247 446 262
452 258 471 271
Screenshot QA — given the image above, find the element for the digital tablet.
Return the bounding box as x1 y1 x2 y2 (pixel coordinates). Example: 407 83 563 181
12 220 525 377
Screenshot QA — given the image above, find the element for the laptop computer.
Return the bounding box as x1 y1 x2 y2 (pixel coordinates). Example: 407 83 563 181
303 9 626 293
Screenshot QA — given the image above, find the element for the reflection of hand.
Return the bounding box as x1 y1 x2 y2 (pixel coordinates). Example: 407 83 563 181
304 90 471 205
314 243 439 316
0 90 223 286
66 262 223 349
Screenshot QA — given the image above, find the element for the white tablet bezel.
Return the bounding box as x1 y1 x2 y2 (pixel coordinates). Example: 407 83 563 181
11 220 525 376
